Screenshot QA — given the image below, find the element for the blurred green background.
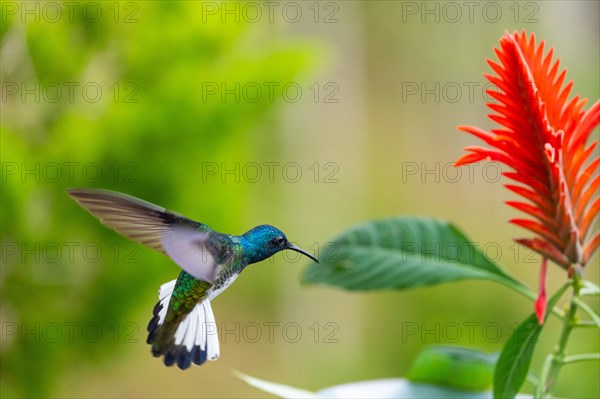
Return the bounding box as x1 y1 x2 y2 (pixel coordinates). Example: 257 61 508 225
1 1 598 398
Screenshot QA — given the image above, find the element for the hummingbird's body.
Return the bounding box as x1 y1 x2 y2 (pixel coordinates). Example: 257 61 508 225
67 188 318 369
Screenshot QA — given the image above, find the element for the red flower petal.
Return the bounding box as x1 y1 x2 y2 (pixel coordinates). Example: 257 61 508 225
583 233 600 265
506 201 556 229
516 238 569 268
581 196 600 240
510 219 562 248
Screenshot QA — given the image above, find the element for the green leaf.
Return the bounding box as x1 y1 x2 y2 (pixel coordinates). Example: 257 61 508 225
493 284 569 399
303 217 528 293
492 316 539 399
407 346 497 391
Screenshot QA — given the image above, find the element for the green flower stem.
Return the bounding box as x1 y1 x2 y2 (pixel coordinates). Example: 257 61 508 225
574 321 599 328
562 353 600 364
526 373 540 387
535 274 584 398
535 356 554 399
572 297 600 326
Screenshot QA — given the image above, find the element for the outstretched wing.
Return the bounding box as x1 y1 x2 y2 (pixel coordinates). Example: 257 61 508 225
67 188 218 282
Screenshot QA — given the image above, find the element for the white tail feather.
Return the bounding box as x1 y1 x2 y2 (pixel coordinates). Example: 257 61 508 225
203 300 220 360
149 279 220 369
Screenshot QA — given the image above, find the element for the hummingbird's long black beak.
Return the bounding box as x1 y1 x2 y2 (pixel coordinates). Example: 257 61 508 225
287 242 319 263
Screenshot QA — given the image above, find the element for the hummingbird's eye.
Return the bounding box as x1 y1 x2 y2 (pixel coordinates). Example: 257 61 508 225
275 236 286 246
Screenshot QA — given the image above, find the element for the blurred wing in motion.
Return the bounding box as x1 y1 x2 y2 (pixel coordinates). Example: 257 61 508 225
67 188 218 282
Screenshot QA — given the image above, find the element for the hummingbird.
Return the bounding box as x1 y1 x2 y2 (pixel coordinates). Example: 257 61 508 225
67 188 318 370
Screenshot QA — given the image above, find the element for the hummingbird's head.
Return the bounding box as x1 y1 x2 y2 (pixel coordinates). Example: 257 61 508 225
242 225 319 264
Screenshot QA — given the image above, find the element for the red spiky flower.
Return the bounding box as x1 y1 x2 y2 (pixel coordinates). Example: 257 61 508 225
455 31 599 324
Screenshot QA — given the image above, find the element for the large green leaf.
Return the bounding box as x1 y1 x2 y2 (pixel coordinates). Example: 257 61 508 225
303 217 528 293
493 284 569 399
